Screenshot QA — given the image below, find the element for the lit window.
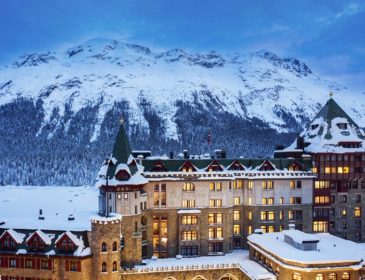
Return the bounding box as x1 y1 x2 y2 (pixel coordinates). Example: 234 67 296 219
183 200 195 208
233 225 241 235
181 231 198 240
279 211 283 220
329 273 337 280
316 274 324 280
313 221 328 232
280 197 284 204
248 211 252 220
248 226 252 235
290 181 295 189
248 181 253 189
248 197 252 205
355 207 361 217
182 215 197 225
341 272 349 280
315 181 329 189
343 167 349 173
325 167 331 174
233 210 240 221
342 208 347 216
234 197 240 205
113 261 117 272
183 182 195 191
209 182 215 191
292 272 302 280
312 167 318 173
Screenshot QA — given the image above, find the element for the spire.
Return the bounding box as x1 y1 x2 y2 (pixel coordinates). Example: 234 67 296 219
111 117 132 164
329 91 333 99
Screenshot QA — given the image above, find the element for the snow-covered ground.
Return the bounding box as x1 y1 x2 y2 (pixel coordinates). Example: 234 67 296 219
0 186 98 231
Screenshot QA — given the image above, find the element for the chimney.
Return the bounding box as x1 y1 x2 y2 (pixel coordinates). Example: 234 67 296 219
38 209 45 220
68 214 75 221
169 151 174 159
275 144 284 150
296 136 305 149
183 150 189 159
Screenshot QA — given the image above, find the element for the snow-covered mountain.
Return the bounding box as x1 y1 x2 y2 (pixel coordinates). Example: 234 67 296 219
0 38 364 185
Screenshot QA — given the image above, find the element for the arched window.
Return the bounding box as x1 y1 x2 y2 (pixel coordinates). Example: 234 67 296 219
329 273 337 280
292 272 301 280
219 274 239 280
101 242 107 252
192 276 207 280
316 274 324 280
112 261 117 271
102 262 107 272
341 272 350 280
112 241 117 251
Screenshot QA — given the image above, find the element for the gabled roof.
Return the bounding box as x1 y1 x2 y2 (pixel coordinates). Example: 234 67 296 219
55 231 80 247
26 230 52 245
0 229 25 244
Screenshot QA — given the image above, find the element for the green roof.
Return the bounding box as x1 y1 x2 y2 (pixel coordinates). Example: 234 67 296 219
106 123 135 179
141 158 312 172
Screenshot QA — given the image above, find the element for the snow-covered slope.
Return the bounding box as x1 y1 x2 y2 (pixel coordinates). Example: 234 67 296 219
1 38 364 140
0 38 364 185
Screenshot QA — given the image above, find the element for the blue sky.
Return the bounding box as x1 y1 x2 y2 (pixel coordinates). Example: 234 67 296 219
0 0 364 90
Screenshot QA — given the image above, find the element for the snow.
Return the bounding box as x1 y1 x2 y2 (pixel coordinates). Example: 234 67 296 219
96 173 148 187
133 250 276 280
26 230 53 245
177 209 201 214
55 231 81 246
282 229 319 244
247 231 364 265
0 229 26 244
1 38 365 143
90 213 122 224
115 163 131 175
0 186 98 231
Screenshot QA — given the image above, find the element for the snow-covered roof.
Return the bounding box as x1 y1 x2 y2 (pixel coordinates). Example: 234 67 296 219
282 98 365 154
115 163 131 175
0 229 26 244
247 231 364 266
177 209 201 214
0 186 98 231
55 231 81 246
132 250 275 280
26 230 53 245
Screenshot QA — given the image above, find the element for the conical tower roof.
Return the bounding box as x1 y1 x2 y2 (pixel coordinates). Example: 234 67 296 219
301 97 365 152
111 120 132 165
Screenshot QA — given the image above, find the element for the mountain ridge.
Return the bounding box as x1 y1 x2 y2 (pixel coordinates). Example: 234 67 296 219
0 38 364 185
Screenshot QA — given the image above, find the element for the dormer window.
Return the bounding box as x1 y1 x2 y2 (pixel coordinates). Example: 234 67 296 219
337 123 348 130
0 233 17 250
55 233 76 252
228 160 245 171
311 124 319 130
151 160 168 172
206 160 223 172
115 170 131 181
27 235 45 251
259 160 275 171
179 161 197 172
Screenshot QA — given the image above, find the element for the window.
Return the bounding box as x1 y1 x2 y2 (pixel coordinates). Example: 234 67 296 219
208 228 223 239
183 182 195 191
233 225 241 235
209 182 215 191
234 197 240 205
0 234 17 250
41 260 48 270
216 182 222 191
10 258 16 267
280 197 284 204
248 197 252 205
248 211 252 220
208 213 222 224
181 231 198 240
328 273 337 280
112 241 117 251
315 181 329 189
210 199 222 207
292 272 302 280
25 259 32 269
325 167 331 174
288 210 294 220
248 181 253 189
355 207 361 217
182 215 197 225
341 273 349 280
101 242 107 252
262 197 274 205
262 181 273 189
233 210 240 221
181 245 198 256
70 261 78 272
290 197 301 204
248 226 252 235
208 242 223 253
113 261 117 272
290 180 295 189
279 211 283 220
182 200 195 208
340 195 347 203
342 208 347 216
102 262 107 272
123 193 128 199
313 221 328 232
316 274 324 280
27 234 46 251
314 196 330 204
356 194 361 202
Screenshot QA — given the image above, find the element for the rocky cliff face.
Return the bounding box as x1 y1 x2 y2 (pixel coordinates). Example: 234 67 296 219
0 38 364 185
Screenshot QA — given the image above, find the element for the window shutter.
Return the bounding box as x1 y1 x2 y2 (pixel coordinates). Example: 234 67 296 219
48 259 52 270
65 259 70 271
77 260 81 272
4 256 8 268
32 258 36 268
16 257 20 268
20 257 24 268
36 258 41 270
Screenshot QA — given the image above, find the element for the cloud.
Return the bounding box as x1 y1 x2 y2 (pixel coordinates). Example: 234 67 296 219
317 2 365 26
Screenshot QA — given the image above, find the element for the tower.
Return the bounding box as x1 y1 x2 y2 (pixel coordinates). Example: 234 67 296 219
95 119 147 266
